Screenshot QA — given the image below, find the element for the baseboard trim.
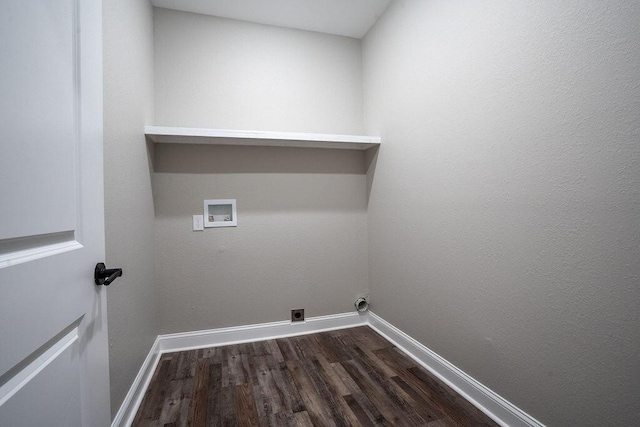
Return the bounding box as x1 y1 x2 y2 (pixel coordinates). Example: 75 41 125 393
113 311 543 427
111 336 161 427
367 312 544 427
157 312 368 354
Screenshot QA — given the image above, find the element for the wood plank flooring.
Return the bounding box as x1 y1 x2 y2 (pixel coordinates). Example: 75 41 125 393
132 326 498 426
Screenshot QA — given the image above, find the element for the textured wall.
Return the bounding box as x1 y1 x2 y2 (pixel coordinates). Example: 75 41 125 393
153 8 364 134
153 11 369 333
103 0 158 419
363 1 640 425
154 145 369 333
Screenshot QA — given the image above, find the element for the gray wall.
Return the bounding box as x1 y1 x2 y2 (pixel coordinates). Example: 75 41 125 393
153 8 364 134
103 0 157 419
363 1 640 425
153 9 369 333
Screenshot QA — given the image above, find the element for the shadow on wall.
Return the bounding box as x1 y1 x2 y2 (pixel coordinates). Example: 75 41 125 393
152 143 368 175
365 145 379 205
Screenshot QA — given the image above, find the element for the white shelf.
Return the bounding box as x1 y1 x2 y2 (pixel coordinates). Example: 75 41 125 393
145 126 381 150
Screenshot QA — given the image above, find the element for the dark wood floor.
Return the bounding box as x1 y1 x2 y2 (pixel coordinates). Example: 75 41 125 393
133 326 497 426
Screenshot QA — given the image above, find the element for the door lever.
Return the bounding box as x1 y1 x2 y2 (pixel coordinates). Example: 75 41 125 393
94 263 123 286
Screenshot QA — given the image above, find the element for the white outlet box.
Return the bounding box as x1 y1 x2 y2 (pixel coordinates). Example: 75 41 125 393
192 215 204 231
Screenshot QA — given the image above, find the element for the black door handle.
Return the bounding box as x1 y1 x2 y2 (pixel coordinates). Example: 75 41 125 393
94 263 123 286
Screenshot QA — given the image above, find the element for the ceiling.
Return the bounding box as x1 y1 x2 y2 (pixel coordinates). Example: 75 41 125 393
150 0 394 39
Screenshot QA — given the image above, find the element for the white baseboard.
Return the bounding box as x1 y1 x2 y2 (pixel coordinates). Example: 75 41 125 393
111 336 161 427
367 312 544 427
157 312 367 354
113 311 543 427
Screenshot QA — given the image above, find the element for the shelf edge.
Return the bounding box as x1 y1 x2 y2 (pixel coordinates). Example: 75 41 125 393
144 126 381 147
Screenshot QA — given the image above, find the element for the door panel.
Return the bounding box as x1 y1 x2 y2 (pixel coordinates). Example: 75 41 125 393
0 328 82 427
0 0 78 241
0 0 109 425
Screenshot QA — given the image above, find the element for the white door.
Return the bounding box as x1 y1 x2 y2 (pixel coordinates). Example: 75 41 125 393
0 0 110 426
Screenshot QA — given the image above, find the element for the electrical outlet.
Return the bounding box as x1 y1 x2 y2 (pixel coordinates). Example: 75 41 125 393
193 215 204 231
291 309 305 322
